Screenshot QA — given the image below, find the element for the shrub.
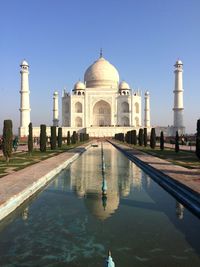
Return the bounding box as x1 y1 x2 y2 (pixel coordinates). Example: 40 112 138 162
150 128 156 149
160 131 164 150
175 131 179 153
50 126 57 150
138 129 144 146
2 120 13 162
67 131 71 145
71 131 76 144
28 122 33 154
40 124 46 152
144 128 147 147
196 119 200 159
58 127 62 148
133 130 137 145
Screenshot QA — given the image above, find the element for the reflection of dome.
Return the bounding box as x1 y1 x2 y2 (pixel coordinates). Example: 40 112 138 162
74 81 85 90
84 57 120 88
20 59 29 66
84 193 119 221
119 81 130 90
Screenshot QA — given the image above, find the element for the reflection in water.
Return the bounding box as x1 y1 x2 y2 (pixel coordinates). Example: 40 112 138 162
1 142 200 267
70 143 141 220
21 207 29 221
176 201 185 220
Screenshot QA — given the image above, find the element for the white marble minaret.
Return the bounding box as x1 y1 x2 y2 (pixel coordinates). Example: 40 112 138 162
19 60 31 137
173 60 185 134
144 91 150 128
53 91 59 126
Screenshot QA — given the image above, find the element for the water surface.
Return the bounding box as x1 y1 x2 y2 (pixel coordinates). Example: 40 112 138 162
0 142 200 266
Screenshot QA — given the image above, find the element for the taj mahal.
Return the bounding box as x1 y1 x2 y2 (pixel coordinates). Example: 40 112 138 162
19 52 185 138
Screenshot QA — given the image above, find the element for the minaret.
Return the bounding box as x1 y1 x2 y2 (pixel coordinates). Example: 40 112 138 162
144 91 150 128
173 60 184 134
19 59 31 137
53 91 59 126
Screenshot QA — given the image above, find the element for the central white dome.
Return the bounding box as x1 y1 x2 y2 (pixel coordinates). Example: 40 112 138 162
84 56 120 88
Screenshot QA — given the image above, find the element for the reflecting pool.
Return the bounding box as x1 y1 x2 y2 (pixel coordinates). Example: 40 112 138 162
0 142 200 266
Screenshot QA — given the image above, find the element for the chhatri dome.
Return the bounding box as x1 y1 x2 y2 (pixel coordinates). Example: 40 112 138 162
73 81 85 90
119 81 130 90
84 51 120 88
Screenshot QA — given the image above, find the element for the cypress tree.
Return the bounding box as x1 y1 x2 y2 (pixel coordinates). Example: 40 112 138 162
67 131 71 145
130 130 134 144
40 124 46 152
138 129 144 146
50 126 57 150
175 131 179 153
72 131 76 144
160 131 164 150
150 128 156 149
144 128 147 147
133 130 137 145
80 133 83 142
28 122 33 154
196 119 200 159
2 120 13 162
58 127 62 148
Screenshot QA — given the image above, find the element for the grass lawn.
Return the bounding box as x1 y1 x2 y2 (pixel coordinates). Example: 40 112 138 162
0 142 88 178
134 145 200 169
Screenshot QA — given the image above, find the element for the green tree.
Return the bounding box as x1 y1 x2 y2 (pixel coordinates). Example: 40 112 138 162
175 131 179 153
196 119 200 159
150 128 156 149
40 124 47 152
133 130 137 145
50 126 57 150
2 120 13 162
71 131 76 144
28 122 33 154
58 127 62 148
144 128 147 147
160 131 164 150
67 131 71 145
138 129 144 146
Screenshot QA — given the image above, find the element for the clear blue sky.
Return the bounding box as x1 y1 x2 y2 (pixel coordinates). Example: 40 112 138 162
0 0 200 134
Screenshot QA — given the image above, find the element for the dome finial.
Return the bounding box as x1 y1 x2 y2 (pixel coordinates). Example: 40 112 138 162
100 48 103 58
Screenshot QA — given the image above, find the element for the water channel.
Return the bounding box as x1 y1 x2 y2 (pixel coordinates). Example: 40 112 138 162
0 142 200 266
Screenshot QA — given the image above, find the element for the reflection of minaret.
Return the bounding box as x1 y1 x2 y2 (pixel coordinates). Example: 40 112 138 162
22 207 29 220
144 91 150 128
19 60 31 137
132 165 142 190
176 201 184 220
53 91 59 126
173 60 185 135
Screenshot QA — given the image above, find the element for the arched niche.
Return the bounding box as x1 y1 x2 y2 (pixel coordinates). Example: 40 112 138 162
75 102 82 113
121 116 129 126
75 117 82 127
135 116 139 127
93 100 111 126
121 102 129 113
135 102 139 113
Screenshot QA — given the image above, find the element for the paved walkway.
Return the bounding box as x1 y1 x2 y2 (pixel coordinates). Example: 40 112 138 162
113 141 200 195
0 143 91 221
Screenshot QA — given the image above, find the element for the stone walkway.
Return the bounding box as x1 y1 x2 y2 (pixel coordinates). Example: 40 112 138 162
0 143 91 221
112 141 200 195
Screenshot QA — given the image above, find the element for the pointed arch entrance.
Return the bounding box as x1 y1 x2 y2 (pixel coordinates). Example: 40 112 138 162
93 100 111 126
